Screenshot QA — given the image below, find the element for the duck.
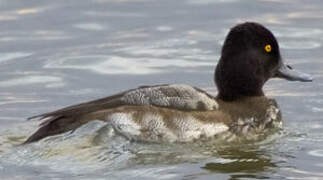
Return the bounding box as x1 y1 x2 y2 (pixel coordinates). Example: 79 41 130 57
24 22 312 144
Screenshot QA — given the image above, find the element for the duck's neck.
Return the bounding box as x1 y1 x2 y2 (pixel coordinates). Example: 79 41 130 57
214 58 265 101
216 91 265 101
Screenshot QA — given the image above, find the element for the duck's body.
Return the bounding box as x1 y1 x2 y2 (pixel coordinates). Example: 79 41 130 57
25 84 281 143
101 95 281 142
24 22 311 144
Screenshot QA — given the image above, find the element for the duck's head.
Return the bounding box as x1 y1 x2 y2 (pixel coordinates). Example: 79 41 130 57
215 22 312 101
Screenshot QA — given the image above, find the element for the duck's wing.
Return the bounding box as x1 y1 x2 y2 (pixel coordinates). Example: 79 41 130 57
29 84 217 122
25 84 217 143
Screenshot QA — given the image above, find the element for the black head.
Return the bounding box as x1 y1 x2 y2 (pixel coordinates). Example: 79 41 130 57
215 22 312 101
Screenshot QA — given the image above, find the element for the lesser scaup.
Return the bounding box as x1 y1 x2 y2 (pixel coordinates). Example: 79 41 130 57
24 22 312 143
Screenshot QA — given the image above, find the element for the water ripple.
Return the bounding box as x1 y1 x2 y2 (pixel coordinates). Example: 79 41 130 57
0 76 63 87
272 27 323 38
187 0 237 5
44 55 213 74
0 52 32 63
156 26 173 32
85 11 146 18
0 30 72 42
74 23 106 31
280 41 321 50
0 96 45 106
0 6 49 21
308 149 323 157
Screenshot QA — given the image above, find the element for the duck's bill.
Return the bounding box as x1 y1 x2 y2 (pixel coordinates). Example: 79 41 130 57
275 63 313 82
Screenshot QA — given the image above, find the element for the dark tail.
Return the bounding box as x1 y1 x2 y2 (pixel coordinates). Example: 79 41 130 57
24 116 89 144
23 97 118 144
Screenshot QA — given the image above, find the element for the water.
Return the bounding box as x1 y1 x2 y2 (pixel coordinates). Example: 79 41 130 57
0 0 323 179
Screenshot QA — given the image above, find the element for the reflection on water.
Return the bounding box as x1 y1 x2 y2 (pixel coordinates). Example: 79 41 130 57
203 148 277 179
0 0 323 179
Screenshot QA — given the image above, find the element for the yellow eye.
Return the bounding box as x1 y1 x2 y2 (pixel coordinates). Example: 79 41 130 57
264 44 272 53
